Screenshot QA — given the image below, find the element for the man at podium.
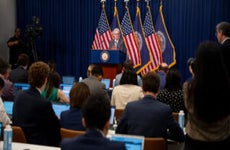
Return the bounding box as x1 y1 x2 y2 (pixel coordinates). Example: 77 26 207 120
109 28 125 52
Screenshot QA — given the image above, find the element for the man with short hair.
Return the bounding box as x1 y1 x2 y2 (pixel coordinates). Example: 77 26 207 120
116 72 185 142
7 28 26 69
82 65 109 101
61 95 126 150
9 53 29 83
156 62 169 90
109 28 125 51
216 21 230 76
13 61 61 146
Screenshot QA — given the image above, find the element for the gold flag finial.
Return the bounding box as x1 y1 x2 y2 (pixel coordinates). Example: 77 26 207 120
101 0 106 8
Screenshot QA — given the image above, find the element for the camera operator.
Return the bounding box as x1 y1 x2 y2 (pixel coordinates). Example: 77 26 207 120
7 28 27 69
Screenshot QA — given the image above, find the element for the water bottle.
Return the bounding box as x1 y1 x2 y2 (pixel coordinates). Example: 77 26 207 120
3 125 12 150
178 110 185 129
79 76 82 82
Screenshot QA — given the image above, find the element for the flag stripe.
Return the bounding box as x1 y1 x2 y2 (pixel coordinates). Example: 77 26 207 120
121 7 141 67
141 6 162 75
92 8 112 50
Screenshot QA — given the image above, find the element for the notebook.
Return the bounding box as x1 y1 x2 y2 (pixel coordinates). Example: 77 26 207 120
101 78 111 89
52 103 70 118
62 76 75 84
3 101 14 116
111 134 145 150
60 84 73 98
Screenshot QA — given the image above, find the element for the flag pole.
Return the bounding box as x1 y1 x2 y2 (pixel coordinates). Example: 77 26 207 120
101 0 106 8
114 0 117 7
124 0 129 7
145 0 150 6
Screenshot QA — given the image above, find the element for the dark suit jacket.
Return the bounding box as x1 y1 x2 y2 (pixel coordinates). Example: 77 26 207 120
220 38 230 76
9 66 28 83
82 76 110 101
60 107 85 131
109 39 125 52
116 95 185 142
13 88 61 146
61 130 126 150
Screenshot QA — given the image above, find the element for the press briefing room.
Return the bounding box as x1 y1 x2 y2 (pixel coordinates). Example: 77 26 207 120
0 0 229 150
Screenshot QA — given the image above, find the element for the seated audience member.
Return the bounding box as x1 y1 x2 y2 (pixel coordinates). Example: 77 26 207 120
157 68 185 112
156 62 169 90
111 69 144 109
87 64 96 77
82 65 109 101
60 82 90 130
183 41 230 150
114 59 142 87
185 57 195 82
9 53 29 83
61 94 126 150
41 72 69 103
116 72 185 142
0 58 14 101
47 60 61 78
13 61 61 146
0 78 12 126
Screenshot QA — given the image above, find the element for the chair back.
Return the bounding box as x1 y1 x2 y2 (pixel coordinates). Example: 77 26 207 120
173 112 179 122
11 126 27 143
115 109 124 121
144 137 166 150
60 128 85 139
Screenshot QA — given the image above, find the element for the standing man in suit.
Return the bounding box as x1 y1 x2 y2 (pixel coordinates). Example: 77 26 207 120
61 94 126 150
109 28 125 52
13 61 61 146
82 65 110 101
116 72 185 142
216 21 230 77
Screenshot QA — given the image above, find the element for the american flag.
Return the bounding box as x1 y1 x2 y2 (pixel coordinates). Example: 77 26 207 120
141 8 162 75
121 7 141 67
92 9 112 50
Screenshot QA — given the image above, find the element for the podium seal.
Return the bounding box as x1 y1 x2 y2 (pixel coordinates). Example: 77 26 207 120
100 51 110 62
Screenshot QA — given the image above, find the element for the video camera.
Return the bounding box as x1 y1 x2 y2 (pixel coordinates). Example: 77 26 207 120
25 16 42 40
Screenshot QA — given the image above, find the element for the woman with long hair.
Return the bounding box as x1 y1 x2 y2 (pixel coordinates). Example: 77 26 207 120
183 41 230 149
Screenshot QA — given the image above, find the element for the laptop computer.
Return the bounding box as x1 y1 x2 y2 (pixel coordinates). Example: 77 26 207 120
52 103 70 118
60 84 73 98
111 134 145 150
62 76 75 84
14 83 30 91
3 101 14 118
101 78 111 89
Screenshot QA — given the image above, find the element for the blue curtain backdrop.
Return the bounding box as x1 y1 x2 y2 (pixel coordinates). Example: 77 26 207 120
16 0 230 81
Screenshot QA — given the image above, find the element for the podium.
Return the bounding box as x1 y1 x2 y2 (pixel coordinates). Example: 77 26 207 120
91 50 126 87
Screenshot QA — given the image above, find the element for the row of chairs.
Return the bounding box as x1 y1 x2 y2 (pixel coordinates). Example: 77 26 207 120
60 128 166 150
115 109 179 122
9 126 166 150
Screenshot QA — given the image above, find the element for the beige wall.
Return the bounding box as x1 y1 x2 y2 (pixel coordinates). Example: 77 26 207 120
0 0 16 62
